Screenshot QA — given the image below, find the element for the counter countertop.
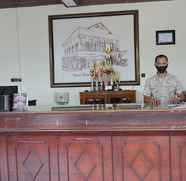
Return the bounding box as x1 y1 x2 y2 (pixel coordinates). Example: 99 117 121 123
0 106 186 133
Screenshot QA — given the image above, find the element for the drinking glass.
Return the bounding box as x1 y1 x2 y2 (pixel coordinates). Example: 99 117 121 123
159 96 169 108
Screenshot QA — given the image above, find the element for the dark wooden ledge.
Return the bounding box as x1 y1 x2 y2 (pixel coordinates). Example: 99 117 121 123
0 109 186 133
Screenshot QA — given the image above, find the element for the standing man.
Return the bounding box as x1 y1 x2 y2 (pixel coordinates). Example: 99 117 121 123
144 54 184 105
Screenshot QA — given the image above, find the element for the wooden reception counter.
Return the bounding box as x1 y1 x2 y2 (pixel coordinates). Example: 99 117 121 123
0 109 186 181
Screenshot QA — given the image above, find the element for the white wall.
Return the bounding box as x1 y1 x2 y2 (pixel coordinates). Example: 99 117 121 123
0 0 186 106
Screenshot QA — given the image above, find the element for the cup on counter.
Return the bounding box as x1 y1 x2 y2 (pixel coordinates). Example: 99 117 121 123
151 95 168 109
158 96 169 108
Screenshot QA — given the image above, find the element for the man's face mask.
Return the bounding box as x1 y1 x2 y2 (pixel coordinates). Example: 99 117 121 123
155 59 168 73
155 65 168 73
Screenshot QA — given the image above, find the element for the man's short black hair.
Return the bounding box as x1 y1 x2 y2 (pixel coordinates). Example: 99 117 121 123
155 54 168 63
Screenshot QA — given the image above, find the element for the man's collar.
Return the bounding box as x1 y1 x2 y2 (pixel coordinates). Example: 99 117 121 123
156 71 168 79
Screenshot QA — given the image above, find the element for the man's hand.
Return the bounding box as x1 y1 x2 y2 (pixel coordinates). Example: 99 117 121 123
169 93 184 104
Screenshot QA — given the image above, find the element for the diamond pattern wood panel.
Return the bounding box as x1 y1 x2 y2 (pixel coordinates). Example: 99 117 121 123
59 136 112 181
22 150 44 179
171 136 186 181
0 134 182 181
113 136 170 181
8 136 58 181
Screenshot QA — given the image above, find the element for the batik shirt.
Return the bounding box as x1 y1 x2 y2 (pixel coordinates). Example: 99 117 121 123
144 73 183 99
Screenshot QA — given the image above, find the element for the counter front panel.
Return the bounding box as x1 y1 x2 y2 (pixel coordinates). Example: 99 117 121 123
0 110 186 180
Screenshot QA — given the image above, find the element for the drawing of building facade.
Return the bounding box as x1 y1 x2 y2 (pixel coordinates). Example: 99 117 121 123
62 22 128 71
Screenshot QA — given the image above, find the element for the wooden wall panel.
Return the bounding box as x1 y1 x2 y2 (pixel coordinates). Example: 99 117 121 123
171 136 186 181
59 136 112 181
0 137 8 181
113 136 170 181
8 136 58 181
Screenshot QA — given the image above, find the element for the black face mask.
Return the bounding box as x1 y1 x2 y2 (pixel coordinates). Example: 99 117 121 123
156 65 168 73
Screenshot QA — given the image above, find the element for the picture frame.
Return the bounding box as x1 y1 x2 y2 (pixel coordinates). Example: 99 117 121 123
48 10 140 87
156 30 176 45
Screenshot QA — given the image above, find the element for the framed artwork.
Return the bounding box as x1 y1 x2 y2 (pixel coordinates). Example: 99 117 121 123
48 10 140 87
156 30 176 45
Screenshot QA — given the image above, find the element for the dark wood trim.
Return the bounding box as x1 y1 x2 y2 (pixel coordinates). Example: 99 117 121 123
48 16 55 88
134 10 140 85
0 0 171 9
80 90 136 104
156 30 176 45
0 0 61 9
79 0 171 6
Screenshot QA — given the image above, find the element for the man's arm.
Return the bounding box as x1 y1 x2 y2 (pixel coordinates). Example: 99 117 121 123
143 78 153 105
168 92 184 104
171 75 184 103
176 92 184 102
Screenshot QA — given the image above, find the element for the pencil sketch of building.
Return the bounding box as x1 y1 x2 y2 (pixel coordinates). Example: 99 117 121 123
61 22 128 72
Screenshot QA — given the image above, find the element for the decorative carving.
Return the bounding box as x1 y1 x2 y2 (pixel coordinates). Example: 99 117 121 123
112 137 169 181
74 150 96 180
130 150 154 180
59 137 112 181
22 149 44 180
